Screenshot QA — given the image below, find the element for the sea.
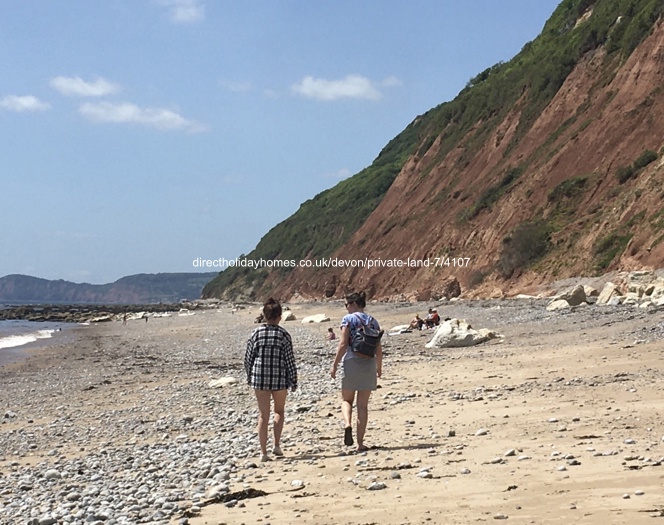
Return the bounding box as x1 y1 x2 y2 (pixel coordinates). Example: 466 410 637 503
0 319 73 366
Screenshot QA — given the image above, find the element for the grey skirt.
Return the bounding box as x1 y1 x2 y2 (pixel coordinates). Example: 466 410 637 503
341 356 377 391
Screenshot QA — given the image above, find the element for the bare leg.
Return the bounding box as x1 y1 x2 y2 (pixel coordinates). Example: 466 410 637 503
341 389 355 428
341 389 355 445
355 390 372 451
271 389 288 448
254 390 271 456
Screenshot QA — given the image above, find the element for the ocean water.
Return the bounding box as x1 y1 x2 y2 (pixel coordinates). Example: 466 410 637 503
0 320 67 350
0 320 73 366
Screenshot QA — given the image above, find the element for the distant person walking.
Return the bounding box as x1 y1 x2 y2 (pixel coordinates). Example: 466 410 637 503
244 298 298 462
330 291 382 452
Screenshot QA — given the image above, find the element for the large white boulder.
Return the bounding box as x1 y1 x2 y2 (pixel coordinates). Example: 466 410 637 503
597 282 619 305
425 318 501 349
301 313 330 323
209 377 238 388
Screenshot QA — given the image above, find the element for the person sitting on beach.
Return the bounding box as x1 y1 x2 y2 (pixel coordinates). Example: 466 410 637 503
409 314 424 330
326 327 337 340
244 298 298 462
425 308 440 328
330 291 382 453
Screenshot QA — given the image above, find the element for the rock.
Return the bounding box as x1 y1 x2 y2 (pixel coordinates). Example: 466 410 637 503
583 285 599 297
438 277 462 300
597 282 619 305
425 319 501 349
44 469 61 480
301 314 330 324
475 428 489 436
556 285 587 306
324 281 337 298
367 481 387 490
283 311 296 321
208 377 239 388
546 299 570 311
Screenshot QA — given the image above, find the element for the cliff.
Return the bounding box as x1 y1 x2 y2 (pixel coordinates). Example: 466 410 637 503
0 273 218 304
203 0 664 302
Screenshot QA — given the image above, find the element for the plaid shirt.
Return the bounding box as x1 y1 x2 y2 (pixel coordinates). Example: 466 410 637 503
245 324 297 390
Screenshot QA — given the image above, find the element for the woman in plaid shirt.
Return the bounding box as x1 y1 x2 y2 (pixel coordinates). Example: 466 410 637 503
245 298 298 462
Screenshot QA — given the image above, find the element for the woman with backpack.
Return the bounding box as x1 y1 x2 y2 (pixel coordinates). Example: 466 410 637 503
330 291 383 452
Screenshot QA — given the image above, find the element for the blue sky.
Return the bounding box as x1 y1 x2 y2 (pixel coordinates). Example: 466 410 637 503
1 0 561 284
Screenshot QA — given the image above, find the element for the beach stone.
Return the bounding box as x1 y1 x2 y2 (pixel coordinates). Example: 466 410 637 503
367 482 387 490
44 469 61 480
209 377 239 388
425 319 500 348
301 314 329 323
597 283 619 305
546 299 570 311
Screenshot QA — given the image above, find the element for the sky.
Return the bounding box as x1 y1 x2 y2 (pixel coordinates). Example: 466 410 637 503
1 0 561 284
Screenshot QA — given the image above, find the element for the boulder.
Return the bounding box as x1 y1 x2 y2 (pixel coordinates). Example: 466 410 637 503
425 318 501 349
434 277 461 300
301 314 330 324
283 311 296 321
597 282 619 305
546 299 570 311
209 377 238 388
324 282 336 298
583 285 599 297
556 285 586 306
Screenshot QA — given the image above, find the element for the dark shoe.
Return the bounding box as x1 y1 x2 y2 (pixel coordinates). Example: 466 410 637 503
344 426 353 446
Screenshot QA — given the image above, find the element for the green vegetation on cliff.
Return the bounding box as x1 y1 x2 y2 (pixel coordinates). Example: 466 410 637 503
203 0 663 299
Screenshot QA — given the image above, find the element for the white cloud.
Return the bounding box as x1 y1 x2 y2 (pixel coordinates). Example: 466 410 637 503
0 95 51 112
78 101 206 133
292 74 382 101
158 0 204 23
50 76 121 97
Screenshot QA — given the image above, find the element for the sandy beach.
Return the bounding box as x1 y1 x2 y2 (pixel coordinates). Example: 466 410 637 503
1 298 663 525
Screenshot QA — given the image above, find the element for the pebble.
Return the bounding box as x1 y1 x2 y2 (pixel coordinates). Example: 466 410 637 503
0 319 336 525
2 301 662 524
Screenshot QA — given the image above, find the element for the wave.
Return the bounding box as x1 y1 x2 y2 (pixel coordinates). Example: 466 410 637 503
0 329 55 350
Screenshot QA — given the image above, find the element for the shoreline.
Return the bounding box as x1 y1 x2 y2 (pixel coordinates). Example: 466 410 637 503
1 299 663 524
